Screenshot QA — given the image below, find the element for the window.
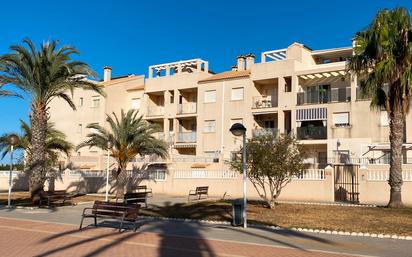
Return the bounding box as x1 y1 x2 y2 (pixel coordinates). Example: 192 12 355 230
333 112 350 127
149 169 166 181
169 90 174 104
204 120 216 133
79 97 84 107
380 111 389 126
91 96 100 108
204 90 216 103
231 87 244 101
77 124 82 133
230 118 243 126
131 98 141 109
284 76 292 92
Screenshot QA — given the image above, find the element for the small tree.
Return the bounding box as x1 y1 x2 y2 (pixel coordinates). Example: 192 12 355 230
77 109 168 200
230 134 307 208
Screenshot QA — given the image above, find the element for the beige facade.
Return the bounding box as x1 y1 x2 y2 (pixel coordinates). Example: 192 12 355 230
47 42 412 204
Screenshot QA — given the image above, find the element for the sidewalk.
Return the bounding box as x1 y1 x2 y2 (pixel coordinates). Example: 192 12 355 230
0 204 410 257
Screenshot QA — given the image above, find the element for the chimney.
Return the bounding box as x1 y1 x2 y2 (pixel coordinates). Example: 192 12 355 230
231 65 238 71
245 53 255 69
237 55 246 71
103 66 112 82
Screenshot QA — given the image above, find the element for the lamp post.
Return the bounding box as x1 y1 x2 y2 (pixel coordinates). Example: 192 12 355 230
105 140 113 202
229 123 247 228
7 134 19 208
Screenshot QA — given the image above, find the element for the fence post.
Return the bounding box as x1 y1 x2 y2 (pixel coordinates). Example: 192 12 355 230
324 165 334 202
358 165 368 204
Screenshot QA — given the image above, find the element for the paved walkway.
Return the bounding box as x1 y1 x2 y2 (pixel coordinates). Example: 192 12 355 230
0 204 410 257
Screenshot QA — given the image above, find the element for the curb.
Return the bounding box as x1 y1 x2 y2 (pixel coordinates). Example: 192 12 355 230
275 200 377 208
139 215 412 241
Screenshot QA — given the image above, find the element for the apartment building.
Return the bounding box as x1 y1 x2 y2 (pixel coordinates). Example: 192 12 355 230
49 42 412 171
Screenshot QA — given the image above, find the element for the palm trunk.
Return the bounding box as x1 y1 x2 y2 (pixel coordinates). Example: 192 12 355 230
388 108 404 208
115 168 127 201
29 102 48 200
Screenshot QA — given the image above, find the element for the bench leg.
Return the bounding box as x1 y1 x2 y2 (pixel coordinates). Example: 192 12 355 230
94 216 97 227
133 220 139 232
79 215 85 230
119 219 124 233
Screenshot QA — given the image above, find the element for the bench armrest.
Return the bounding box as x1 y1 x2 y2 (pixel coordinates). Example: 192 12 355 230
82 207 95 216
188 189 196 194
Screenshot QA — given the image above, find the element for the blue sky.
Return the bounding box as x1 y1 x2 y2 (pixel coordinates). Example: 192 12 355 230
0 0 412 162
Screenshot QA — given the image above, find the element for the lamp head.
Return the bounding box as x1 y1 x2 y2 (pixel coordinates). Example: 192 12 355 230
230 123 247 137
107 140 113 149
8 134 19 146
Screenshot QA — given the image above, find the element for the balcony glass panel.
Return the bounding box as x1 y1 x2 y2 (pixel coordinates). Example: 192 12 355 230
177 132 197 142
147 106 164 116
252 128 279 138
252 96 278 109
178 103 197 114
297 87 351 105
297 125 327 140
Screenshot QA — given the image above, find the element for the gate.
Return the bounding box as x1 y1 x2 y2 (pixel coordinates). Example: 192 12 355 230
334 164 359 203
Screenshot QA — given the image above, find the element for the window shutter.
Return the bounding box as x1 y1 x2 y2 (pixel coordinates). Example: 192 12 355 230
333 112 349 125
204 90 216 103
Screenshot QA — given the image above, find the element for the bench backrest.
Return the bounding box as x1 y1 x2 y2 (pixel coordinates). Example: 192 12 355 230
136 185 147 191
40 190 67 197
92 200 139 219
195 186 209 194
124 192 147 204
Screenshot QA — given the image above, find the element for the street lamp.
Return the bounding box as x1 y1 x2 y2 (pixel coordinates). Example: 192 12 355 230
105 140 113 202
229 123 247 228
7 134 19 208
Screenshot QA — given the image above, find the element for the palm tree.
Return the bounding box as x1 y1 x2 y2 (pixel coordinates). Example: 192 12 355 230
77 109 168 199
348 8 412 207
0 120 74 174
0 38 104 198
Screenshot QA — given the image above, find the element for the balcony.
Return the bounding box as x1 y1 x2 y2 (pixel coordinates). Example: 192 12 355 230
153 132 165 140
297 87 351 105
147 106 164 116
297 126 327 140
178 103 197 115
252 96 278 109
252 128 279 138
177 132 197 143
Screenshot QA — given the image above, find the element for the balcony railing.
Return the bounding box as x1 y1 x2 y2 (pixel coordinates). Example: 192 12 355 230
177 132 197 143
252 128 279 138
252 96 278 109
147 106 164 116
297 126 327 140
178 103 197 114
356 87 370 100
297 87 351 105
153 132 165 140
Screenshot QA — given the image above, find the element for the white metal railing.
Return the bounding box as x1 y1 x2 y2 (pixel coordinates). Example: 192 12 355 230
171 155 215 163
367 168 412 181
173 169 238 179
69 170 107 177
0 170 23 177
178 103 197 114
177 132 197 143
295 169 325 180
147 106 164 116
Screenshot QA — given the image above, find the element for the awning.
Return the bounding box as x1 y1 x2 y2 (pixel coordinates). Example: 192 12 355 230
298 70 346 80
296 107 327 121
173 143 196 149
362 144 412 156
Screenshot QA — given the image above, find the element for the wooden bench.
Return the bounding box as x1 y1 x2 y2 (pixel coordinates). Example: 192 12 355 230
79 201 140 232
188 186 209 202
136 185 153 197
39 190 73 207
124 192 148 208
